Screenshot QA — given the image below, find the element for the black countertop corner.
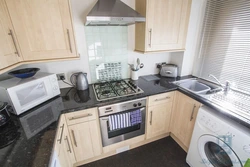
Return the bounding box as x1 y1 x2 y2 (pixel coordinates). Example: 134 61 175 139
0 74 249 167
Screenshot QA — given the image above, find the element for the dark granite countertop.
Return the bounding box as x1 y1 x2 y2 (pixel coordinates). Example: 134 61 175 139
1 74 249 167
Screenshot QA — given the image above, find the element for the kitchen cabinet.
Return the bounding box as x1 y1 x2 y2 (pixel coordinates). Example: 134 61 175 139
58 116 76 167
54 115 66 157
68 120 102 162
65 108 102 163
135 0 192 53
146 92 174 139
4 0 78 61
170 92 201 150
0 0 22 70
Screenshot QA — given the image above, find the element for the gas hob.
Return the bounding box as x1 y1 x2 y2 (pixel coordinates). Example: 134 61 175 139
93 79 144 101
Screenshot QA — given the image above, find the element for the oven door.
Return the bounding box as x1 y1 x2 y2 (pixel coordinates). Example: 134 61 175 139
99 107 146 147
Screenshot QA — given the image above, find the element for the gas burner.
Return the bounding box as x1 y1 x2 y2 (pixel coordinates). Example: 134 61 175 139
102 90 111 96
93 79 144 101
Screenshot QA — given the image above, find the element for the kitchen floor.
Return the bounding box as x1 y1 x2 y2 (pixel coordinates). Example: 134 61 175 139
80 137 189 167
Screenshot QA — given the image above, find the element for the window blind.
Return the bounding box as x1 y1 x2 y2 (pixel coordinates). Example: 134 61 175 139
197 0 250 93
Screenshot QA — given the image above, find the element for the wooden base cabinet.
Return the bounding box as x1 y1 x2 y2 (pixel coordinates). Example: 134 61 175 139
170 92 201 149
147 103 173 139
64 108 102 165
135 0 192 53
68 120 102 162
146 92 174 139
57 116 76 167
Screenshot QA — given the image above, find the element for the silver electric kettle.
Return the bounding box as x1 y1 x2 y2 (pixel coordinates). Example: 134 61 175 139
70 72 89 90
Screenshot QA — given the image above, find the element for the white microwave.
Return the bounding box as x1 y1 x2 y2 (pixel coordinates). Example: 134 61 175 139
0 72 60 115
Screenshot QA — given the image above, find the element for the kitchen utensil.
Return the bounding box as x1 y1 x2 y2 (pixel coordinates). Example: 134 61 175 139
136 58 140 70
0 102 11 127
70 72 89 90
140 63 144 69
131 70 138 80
159 64 178 77
8 68 40 79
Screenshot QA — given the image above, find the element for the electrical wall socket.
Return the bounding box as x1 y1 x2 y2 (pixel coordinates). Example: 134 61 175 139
56 73 65 80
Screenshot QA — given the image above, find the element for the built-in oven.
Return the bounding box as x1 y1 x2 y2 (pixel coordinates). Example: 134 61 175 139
99 98 146 147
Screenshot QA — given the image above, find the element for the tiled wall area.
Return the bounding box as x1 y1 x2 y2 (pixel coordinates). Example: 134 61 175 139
85 26 129 83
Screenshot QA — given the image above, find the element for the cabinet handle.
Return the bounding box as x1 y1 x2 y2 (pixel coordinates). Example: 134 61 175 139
68 113 92 120
155 97 170 101
190 104 196 121
71 130 77 147
149 28 152 47
65 136 72 153
8 29 20 57
67 29 72 53
150 111 153 125
57 124 64 144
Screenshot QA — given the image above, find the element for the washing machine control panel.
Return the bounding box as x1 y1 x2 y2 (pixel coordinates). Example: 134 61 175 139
199 114 221 132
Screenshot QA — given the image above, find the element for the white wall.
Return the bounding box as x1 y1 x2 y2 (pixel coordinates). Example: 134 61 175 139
179 0 207 76
0 0 174 88
0 0 207 86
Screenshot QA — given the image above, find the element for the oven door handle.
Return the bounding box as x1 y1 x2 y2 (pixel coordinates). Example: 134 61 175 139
140 107 145 111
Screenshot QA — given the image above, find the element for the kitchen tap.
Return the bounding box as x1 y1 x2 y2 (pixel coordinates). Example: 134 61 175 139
208 74 230 92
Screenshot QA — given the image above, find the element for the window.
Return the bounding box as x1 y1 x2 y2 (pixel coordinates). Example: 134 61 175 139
196 0 250 93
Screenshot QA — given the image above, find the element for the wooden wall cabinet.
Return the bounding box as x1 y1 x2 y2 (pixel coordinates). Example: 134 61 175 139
5 0 78 61
146 92 174 139
135 0 192 53
0 0 78 73
0 0 22 70
170 91 201 150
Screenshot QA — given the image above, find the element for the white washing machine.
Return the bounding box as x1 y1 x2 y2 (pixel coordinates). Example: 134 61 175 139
186 105 250 167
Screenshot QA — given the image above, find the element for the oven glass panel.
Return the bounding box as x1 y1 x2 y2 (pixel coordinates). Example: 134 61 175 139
107 110 142 138
16 82 47 106
204 142 233 167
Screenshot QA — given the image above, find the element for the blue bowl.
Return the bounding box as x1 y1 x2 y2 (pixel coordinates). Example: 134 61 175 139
8 68 40 79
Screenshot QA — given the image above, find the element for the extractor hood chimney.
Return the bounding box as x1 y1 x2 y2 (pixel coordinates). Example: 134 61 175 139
85 0 146 26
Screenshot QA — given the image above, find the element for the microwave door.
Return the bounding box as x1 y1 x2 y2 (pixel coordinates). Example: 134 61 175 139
8 79 54 115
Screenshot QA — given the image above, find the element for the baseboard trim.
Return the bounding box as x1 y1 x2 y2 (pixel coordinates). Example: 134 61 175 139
74 133 170 167
170 133 188 152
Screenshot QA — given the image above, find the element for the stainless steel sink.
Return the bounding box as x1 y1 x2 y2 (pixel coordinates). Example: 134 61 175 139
174 78 223 95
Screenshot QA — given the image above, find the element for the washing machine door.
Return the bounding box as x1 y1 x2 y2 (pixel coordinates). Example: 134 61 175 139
198 135 243 167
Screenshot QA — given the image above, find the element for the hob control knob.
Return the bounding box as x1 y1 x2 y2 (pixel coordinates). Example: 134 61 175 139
138 103 142 106
133 103 137 107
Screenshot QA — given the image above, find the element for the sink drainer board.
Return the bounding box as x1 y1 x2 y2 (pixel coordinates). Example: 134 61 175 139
141 75 160 81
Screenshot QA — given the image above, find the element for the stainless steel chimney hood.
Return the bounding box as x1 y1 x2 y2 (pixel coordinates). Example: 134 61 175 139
85 0 146 26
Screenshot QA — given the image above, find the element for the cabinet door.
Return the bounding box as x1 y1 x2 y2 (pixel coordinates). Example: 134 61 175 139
147 102 172 139
5 0 77 61
170 92 200 148
68 120 102 162
0 0 21 69
146 0 191 51
54 115 66 157
58 116 76 167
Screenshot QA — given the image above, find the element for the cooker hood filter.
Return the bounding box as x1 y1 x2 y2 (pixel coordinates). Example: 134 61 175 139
86 0 145 26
